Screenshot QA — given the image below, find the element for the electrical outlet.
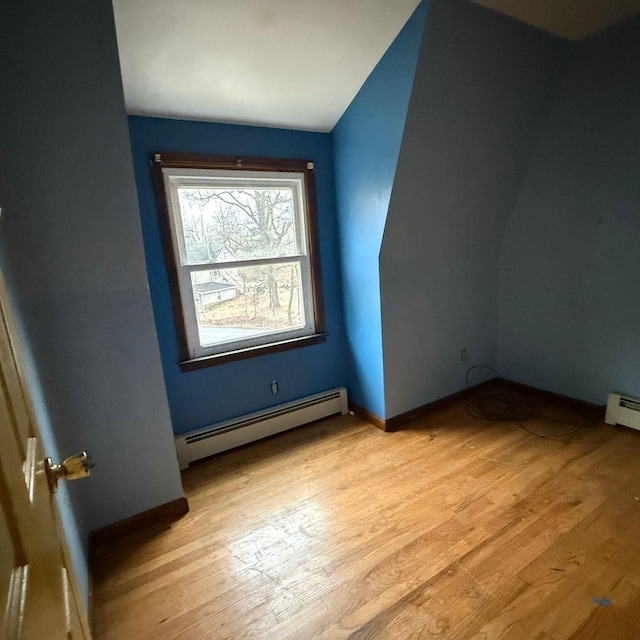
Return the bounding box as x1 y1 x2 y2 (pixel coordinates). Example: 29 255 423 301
460 349 468 362
271 380 279 395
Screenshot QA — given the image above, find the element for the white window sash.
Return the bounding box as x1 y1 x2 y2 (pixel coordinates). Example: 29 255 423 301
162 168 316 359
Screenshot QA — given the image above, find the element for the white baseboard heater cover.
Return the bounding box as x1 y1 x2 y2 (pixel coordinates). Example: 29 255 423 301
605 393 640 431
175 387 348 470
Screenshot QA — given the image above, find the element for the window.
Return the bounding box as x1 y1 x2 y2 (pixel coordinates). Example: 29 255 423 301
153 153 325 370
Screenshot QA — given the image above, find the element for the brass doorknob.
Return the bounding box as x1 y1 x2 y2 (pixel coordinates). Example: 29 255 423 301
44 452 94 493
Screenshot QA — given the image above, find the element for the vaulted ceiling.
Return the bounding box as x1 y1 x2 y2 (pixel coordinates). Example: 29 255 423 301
113 0 640 132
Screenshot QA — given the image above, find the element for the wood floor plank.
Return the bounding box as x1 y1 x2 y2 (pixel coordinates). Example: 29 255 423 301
91 397 640 639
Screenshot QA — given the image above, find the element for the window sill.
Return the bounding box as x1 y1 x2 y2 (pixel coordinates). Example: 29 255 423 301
178 332 328 371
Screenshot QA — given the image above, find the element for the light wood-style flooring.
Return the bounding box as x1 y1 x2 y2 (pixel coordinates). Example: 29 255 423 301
91 397 640 639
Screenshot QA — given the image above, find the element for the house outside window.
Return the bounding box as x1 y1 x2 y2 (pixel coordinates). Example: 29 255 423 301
153 153 325 369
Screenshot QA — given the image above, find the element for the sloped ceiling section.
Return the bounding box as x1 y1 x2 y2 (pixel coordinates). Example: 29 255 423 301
112 0 421 131
113 0 640 132
470 0 640 40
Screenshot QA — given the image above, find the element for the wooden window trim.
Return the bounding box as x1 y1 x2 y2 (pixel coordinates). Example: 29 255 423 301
151 152 326 370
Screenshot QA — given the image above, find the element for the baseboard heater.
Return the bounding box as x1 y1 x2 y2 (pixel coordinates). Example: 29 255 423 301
175 387 348 470
605 393 640 431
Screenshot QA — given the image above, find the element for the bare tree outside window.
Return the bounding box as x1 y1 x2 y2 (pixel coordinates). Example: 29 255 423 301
154 153 324 367
178 187 304 333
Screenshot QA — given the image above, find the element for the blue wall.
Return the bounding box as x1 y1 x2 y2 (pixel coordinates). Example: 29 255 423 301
332 2 427 418
380 0 568 417
499 17 640 404
129 117 348 434
0 0 184 607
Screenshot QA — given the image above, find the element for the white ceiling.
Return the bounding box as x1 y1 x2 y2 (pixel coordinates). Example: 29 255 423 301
112 0 421 132
113 0 640 133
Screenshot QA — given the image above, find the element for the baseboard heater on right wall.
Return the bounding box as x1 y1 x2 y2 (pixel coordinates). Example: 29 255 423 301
605 393 640 431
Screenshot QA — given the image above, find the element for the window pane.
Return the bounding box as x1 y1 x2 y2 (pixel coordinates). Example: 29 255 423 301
177 187 301 264
191 264 307 348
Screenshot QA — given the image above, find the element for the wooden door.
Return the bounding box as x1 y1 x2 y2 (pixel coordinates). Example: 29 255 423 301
0 272 91 639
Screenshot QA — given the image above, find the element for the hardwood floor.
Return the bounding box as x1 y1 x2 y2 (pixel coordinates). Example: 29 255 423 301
91 396 640 639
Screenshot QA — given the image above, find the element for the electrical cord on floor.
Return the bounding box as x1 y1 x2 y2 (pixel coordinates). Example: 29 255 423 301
465 365 599 440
